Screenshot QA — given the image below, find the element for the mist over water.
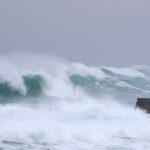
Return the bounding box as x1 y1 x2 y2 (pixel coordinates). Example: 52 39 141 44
0 55 150 150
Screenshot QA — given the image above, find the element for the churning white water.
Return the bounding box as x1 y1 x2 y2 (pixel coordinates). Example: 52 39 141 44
0 55 150 150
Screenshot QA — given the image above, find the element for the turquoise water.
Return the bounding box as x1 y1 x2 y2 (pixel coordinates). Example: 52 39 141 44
0 57 150 150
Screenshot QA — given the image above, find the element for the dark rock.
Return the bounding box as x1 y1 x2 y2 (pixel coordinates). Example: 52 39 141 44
136 98 150 113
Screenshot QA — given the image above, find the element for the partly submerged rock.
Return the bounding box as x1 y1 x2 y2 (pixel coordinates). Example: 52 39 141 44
136 98 150 113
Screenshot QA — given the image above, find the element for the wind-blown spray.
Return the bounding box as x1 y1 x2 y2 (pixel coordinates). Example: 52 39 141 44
0 55 150 150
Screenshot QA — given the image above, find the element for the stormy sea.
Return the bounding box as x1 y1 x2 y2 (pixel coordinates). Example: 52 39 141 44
0 55 150 150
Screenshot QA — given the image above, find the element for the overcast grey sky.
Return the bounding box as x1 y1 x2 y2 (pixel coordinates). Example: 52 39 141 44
0 0 150 65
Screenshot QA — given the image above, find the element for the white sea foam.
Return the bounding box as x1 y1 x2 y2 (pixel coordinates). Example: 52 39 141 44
0 97 150 150
0 55 74 98
102 66 145 78
0 55 150 149
0 58 26 95
73 62 106 79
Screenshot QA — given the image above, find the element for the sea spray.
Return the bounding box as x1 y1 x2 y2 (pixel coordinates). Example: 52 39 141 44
0 55 150 149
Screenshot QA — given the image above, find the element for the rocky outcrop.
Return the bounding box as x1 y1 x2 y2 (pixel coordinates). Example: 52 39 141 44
136 98 150 113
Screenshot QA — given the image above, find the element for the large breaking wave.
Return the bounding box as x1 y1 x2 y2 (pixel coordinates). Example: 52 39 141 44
0 56 150 104
0 55 150 150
